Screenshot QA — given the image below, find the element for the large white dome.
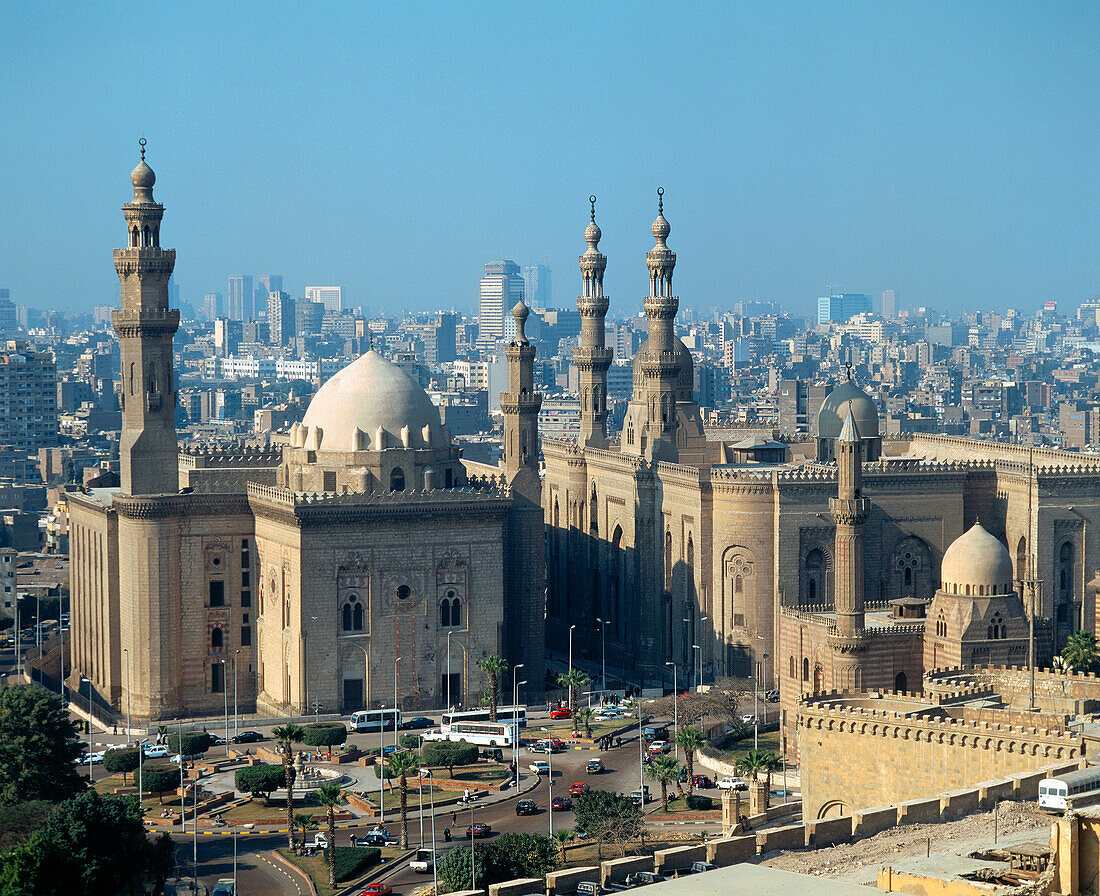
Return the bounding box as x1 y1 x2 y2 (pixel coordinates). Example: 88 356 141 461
940 521 1015 596
301 349 449 451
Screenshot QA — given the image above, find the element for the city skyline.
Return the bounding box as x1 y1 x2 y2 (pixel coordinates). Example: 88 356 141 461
3 3 1098 318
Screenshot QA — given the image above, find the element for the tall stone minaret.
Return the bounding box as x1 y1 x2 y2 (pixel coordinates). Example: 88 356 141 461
501 300 541 481
113 140 179 495
574 196 612 449
637 187 681 460
831 404 870 637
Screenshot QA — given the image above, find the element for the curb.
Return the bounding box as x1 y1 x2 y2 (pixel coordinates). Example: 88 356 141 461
270 848 319 896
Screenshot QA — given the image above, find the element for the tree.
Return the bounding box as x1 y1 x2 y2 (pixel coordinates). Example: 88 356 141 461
485 832 558 881
166 731 211 757
0 790 172 896
1063 630 1099 673
437 839 486 894
0 685 84 806
273 723 305 850
646 754 680 811
651 677 746 729
301 722 348 749
575 707 594 739
553 828 575 863
420 740 479 776
675 727 705 793
141 765 180 805
313 782 346 888
476 655 508 722
387 750 421 848
573 790 644 858
294 812 315 846
104 747 141 784
556 668 591 732
234 764 285 804
735 749 780 785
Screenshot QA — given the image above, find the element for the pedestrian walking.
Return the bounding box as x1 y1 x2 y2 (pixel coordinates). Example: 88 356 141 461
451 810 457 824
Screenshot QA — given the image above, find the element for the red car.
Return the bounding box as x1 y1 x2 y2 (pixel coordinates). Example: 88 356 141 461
465 823 492 839
692 774 713 789
359 886 392 896
549 707 572 720
568 782 589 797
551 796 573 811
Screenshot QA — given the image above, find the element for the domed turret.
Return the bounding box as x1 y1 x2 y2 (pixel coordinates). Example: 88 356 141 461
940 521 1015 596
816 366 882 461
130 138 156 203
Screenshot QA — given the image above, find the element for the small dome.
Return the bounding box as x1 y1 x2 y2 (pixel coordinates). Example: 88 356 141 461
301 349 448 452
131 160 155 190
651 213 670 242
940 522 1015 596
585 220 602 246
817 378 879 440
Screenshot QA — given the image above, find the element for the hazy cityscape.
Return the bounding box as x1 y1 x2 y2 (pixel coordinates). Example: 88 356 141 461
2 4 1100 896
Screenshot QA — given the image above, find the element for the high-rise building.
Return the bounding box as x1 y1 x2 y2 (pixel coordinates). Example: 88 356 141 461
228 275 253 321
254 275 283 321
267 290 295 345
214 318 243 358
0 340 58 451
304 286 343 312
817 292 873 324
295 299 325 338
522 264 552 307
0 291 16 333
202 292 225 320
881 289 896 319
478 260 524 344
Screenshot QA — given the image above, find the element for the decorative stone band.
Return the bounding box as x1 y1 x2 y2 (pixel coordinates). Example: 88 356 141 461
573 347 613 369
830 496 870 526
111 308 180 337
112 247 176 277
499 394 542 414
642 295 678 319
113 492 251 520
576 295 610 316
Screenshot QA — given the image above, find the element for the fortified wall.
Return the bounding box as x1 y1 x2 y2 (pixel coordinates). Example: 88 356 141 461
798 690 1083 819
925 665 1100 716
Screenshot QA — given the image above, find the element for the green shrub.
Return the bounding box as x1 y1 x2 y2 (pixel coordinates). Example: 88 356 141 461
103 747 141 782
234 764 285 800
686 794 712 811
141 765 181 804
420 740 479 776
323 845 381 882
399 734 422 751
301 723 348 748
166 731 211 756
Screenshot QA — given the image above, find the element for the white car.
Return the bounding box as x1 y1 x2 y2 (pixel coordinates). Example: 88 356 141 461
307 832 328 850
143 744 169 759
716 776 748 791
529 760 551 775
648 740 669 753
78 751 104 765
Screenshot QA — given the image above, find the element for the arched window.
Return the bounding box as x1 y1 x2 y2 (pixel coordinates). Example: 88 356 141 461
664 529 672 591
936 613 947 638
687 535 694 568
451 598 462 627
802 658 809 682
789 656 795 678
805 548 826 606
988 613 1005 640
626 420 634 445
965 584 971 596
735 575 743 594
1016 536 1028 581
590 486 598 536
211 627 223 651
440 599 451 627
895 671 907 692
342 594 364 632
904 567 912 587
390 468 405 491
808 579 816 603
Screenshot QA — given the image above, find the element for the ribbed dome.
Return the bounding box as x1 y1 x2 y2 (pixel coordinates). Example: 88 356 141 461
632 336 694 399
131 160 155 190
940 522 1015 596
817 378 879 440
301 349 448 451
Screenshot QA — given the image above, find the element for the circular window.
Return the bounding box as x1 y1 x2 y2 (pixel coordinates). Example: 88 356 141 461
213 557 221 566
397 585 411 601
446 589 455 599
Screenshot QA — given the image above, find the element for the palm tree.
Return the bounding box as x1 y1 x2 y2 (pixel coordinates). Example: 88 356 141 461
675 727 705 793
476 655 509 722
387 750 421 848
735 749 780 786
556 669 591 733
575 707 594 739
294 812 314 847
553 828 575 863
646 754 680 811
314 782 346 888
1063 631 1099 673
273 723 305 850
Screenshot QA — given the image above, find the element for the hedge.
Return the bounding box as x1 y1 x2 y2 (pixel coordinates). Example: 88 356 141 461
686 794 713 811
142 765 181 804
235 763 286 799
104 747 141 781
301 723 348 748
420 740 478 775
166 731 211 756
324 846 381 882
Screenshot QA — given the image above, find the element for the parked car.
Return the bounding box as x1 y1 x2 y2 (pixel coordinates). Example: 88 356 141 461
515 799 538 816
142 744 169 759
358 885 392 896
465 822 492 839
585 758 604 774
549 706 572 720
551 796 573 811
400 716 434 731
648 740 669 753
230 731 264 744
409 848 434 873
355 834 388 847
211 880 236 896
568 782 589 796
625 871 665 887
529 760 551 775
692 774 712 789
691 861 717 873
208 735 226 746
366 826 391 839
765 689 780 703
594 707 622 720
77 751 104 765
643 726 669 741
740 714 758 725
715 776 748 791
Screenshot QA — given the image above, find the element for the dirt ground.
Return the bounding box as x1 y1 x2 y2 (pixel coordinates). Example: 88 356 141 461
762 802 1053 886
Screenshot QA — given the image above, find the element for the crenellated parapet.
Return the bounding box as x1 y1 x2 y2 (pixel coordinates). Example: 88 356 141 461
178 444 282 469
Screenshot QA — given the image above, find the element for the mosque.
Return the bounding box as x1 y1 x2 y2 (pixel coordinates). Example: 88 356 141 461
68 149 544 722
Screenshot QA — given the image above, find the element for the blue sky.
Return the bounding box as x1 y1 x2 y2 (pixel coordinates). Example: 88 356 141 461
2 2 1098 318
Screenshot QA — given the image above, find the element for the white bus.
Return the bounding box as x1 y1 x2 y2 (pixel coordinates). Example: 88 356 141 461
423 721 514 747
441 705 527 729
349 708 402 733
1038 766 1100 812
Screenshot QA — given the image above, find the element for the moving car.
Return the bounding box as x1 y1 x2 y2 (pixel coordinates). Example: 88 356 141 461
354 834 388 846
551 796 572 811
629 787 650 805
585 758 604 774
142 744 169 759
358 885 392 896
568 782 589 796
211 881 236 896
465 822 492 839
529 760 551 775
231 731 264 744
549 706 572 720
648 740 669 754
643 726 669 741
409 848 434 873
715 776 748 791
594 707 623 720
400 716 434 731
515 799 538 815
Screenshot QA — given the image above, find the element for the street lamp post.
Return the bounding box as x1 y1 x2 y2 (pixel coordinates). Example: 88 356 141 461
698 615 708 687
233 649 240 738
755 635 767 751
568 623 576 683
692 645 700 694
446 631 454 710
420 767 438 895
595 619 607 692
511 664 525 782
665 661 678 760
221 659 229 757
541 727 554 836
394 656 401 758
80 676 93 778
